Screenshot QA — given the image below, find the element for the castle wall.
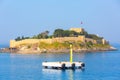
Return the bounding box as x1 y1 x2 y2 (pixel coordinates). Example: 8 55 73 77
53 36 85 43
10 35 105 48
85 38 97 44
10 39 53 48
10 36 85 48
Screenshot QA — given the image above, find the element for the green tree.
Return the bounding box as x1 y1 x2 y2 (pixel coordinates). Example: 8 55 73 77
15 36 21 41
33 30 49 39
62 30 70 37
53 29 64 37
69 31 78 37
86 34 103 40
15 36 30 41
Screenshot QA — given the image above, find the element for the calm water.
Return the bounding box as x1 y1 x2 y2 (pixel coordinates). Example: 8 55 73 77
0 44 120 80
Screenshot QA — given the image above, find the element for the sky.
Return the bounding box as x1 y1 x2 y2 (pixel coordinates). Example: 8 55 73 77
0 0 120 45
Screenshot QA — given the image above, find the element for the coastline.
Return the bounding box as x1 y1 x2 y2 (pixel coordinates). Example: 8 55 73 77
0 46 117 54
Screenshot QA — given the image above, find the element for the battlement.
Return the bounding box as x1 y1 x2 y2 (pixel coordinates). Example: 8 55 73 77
10 36 86 48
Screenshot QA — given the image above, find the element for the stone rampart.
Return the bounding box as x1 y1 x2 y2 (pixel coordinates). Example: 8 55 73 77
53 36 85 43
10 36 104 48
10 36 85 48
10 39 52 48
85 38 97 44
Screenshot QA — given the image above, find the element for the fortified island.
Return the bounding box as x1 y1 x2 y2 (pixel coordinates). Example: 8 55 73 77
0 28 116 53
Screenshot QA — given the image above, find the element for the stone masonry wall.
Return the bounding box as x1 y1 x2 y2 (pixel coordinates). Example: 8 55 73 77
10 36 85 48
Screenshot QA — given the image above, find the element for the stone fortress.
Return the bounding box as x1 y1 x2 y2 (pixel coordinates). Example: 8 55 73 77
10 28 107 48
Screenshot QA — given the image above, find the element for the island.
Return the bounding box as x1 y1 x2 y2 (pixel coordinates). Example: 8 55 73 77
0 28 117 53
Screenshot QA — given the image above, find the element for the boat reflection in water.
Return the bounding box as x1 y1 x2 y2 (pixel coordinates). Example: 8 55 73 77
42 68 85 80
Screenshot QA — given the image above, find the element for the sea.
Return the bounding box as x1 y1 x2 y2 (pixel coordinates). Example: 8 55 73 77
0 44 120 80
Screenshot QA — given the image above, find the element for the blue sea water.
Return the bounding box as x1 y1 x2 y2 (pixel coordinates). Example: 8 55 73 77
0 44 120 80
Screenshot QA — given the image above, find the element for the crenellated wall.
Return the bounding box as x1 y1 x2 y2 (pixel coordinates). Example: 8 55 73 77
10 39 53 48
53 36 85 43
10 36 85 48
10 35 106 48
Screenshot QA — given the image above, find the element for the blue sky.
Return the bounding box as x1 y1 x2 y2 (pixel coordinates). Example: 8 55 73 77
0 0 120 45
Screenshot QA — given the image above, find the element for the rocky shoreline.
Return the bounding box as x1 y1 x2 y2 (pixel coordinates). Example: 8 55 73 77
0 46 117 54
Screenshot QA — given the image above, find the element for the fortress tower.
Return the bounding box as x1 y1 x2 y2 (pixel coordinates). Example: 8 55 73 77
70 28 84 33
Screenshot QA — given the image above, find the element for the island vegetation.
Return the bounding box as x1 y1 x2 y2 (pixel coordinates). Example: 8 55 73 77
4 27 115 54
15 28 103 41
0 28 116 54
